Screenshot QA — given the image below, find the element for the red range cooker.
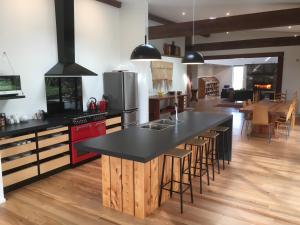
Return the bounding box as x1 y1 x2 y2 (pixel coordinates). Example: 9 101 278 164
70 113 106 165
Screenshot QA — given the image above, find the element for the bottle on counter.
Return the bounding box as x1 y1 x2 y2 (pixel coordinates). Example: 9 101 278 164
0 113 6 127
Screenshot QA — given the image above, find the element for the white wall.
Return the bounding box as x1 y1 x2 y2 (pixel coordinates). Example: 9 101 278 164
119 0 151 124
214 66 233 94
0 0 120 116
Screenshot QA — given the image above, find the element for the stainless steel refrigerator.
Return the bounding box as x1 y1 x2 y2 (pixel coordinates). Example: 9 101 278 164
103 71 139 128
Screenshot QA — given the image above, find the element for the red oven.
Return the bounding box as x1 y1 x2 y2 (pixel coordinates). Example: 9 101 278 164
71 120 106 165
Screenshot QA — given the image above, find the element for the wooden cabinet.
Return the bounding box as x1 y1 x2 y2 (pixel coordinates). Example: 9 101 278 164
106 116 122 134
0 126 70 192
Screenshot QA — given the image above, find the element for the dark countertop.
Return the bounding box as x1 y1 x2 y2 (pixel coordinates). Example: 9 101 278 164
0 110 122 138
0 118 69 138
75 111 233 163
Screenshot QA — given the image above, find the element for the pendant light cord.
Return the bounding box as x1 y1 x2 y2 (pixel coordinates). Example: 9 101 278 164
2 51 16 75
145 0 149 44
192 0 195 45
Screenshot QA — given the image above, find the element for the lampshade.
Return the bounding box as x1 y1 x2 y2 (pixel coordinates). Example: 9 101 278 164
130 43 162 61
182 51 204 64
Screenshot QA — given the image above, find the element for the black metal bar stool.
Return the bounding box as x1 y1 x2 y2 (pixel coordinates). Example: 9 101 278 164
210 126 230 170
185 138 210 194
159 148 193 214
198 131 220 181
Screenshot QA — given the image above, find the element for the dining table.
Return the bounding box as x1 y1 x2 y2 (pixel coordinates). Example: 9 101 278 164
239 99 296 137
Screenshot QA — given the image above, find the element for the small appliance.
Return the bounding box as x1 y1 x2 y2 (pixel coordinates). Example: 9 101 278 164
87 97 97 113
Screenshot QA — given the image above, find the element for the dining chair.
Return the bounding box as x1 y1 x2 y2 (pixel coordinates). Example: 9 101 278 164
275 103 294 139
241 101 252 135
274 90 287 102
252 105 273 143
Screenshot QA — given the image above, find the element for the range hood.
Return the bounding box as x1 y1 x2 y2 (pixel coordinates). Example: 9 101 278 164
45 0 97 76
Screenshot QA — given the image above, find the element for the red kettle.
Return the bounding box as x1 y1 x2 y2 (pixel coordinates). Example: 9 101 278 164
87 97 97 112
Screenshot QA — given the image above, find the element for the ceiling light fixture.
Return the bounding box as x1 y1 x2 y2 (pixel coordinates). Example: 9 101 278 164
130 0 161 61
182 12 186 16
226 12 230 16
288 26 292 29
182 0 204 65
294 34 298 37
226 32 230 35
209 16 216 20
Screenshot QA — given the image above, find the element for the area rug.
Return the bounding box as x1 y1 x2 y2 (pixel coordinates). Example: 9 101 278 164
215 101 243 108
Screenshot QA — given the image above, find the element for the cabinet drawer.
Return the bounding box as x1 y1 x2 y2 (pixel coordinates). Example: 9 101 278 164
0 133 35 146
3 166 38 187
106 126 122 134
38 126 69 137
40 155 70 174
106 117 122 126
2 154 37 172
38 134 69 148
39 144 70 160
1 142 36 159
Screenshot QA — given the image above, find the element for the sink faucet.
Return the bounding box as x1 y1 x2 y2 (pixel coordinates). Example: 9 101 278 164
174 92 179 121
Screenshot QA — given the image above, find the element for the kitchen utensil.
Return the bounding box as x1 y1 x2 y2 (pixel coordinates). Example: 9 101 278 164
87 97 97 112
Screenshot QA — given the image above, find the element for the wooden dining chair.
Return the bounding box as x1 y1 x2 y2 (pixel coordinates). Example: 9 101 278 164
274 90 287 102
241 100 252 135
275 103 294 139
252 105 273 143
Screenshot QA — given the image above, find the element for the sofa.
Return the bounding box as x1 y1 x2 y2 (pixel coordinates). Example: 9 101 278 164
221 88 253 102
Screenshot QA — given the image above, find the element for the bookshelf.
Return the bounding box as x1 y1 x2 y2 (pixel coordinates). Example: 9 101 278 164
198 77 219 98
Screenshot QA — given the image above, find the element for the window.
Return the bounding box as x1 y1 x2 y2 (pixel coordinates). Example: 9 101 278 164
232 66 244 90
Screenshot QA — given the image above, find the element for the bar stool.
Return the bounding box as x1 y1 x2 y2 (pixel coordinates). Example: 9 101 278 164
198 131 220 181
159 148 193 214
185 138 210 194
210 126 230 170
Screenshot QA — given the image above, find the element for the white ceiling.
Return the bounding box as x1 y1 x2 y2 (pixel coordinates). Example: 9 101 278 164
206 57 278 66
148 0 300 25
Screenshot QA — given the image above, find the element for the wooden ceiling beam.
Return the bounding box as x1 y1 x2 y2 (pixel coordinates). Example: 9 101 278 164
149 7 300 39
148 13 175 25
96 0 121 8
187 36 300 52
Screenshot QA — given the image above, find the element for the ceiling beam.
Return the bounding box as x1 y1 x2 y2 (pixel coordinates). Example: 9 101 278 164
187 36 300 52
149 7 300 39
148 13 175 25
148 13 210 38
96 0 121 8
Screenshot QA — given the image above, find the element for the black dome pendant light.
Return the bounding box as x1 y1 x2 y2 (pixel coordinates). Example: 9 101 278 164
182 0 204 64
130 0 161 61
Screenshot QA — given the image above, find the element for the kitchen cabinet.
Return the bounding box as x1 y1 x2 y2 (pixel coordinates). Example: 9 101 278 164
0 126 71 193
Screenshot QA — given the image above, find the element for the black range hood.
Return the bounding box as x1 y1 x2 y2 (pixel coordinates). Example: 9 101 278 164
45 0 97 77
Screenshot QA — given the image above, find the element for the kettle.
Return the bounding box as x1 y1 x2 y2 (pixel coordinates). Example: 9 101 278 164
87 97 97 112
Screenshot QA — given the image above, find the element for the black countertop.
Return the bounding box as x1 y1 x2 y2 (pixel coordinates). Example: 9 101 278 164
75 111 233 163
0 110 122 138
0 118 69 138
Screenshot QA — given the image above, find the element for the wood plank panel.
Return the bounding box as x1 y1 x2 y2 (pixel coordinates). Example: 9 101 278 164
38 134 69 148
106 117 121 127
121 159 134 216
101 155 111 208
0 133 35 146
1 142 36 159
134 161 151 219
3 166 38 187
109 157 122 211
150 158 159 212
37 127 68 137
39 144 69 160
39 155 70 174
2 154 37 172
106 126 122 134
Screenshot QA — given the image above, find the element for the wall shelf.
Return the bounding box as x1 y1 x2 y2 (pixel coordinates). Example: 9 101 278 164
0 95 25 100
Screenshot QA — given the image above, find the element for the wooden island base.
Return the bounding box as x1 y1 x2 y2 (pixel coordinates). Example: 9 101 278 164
101 145 193 219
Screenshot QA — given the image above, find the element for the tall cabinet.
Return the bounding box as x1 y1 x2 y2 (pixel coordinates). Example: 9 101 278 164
198 77 220 99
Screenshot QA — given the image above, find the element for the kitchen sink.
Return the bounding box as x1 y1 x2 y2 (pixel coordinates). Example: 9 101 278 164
154 119 181 125
140 123 171 131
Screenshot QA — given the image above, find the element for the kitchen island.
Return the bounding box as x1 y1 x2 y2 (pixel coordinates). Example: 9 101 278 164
75 111 233 218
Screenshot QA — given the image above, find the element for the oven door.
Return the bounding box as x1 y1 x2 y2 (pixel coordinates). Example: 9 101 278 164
71 138 98 165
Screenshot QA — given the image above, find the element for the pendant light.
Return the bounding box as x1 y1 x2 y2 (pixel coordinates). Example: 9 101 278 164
182 0 204 64
130 0 161 61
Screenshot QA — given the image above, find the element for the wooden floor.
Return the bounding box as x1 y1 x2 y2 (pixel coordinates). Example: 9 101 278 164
1 97 300 225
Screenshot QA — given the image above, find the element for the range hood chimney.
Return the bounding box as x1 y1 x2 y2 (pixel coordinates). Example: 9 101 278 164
45 0 97 76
